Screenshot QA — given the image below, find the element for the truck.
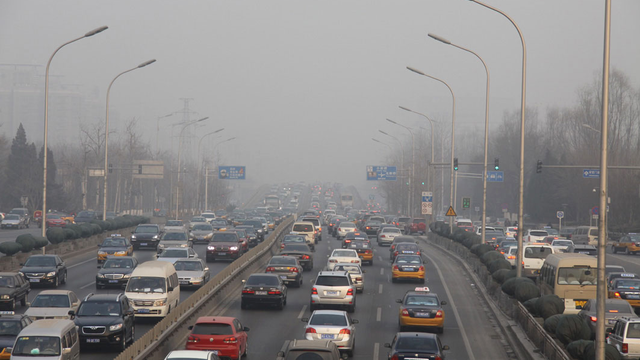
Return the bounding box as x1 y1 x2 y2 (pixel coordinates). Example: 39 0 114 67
340 193 353 208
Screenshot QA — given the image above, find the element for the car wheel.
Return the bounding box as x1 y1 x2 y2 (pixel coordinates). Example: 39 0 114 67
21 295 27 307
96 283 104 290
625 247 631 255
438 327 444 334
347 304 355 313
8 298 15 311
243 341 248 357
119 330 127 351
61 271 67 284
129 325 135 344
309 303 316 312
284 296 287 306
612 246 617 254
391 277 397 283
54 274 59 288
277 299 284 310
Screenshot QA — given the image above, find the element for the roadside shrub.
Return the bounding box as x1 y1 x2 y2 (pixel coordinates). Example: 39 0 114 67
523 297 539 316
15 234 35 253
583 341 622 360
481 251 503 265
0 242 22 256
501 277 534 297
503 269 517 282
91 220 110 232
89 223 102 235
473 243 494 257
535 295 565 319
63 228 77 241
492 269 511 284
556 314 591 345
543 314 564 334
31 236 49 249
47 228 66 244
64 224 82 238
566 340 592 360
515 281 540 302
488 258 512 274
78 224 94 237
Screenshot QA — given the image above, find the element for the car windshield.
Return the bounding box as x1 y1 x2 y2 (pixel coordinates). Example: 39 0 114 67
309 314 347 326
340 223 356 229
135 225 158 233
24 256 56 267
396 256 422 265
405 295 439 306
547 229 559 235
246 275 279 286
382 228 401 233
163 232 188 240
192 323 233 335
211 233 238 242
0 276 15 287
315 276 349 286
412 219 426 224
614 279 640 289
283 245 310 252
102 238 126 247
557 267 597 285
396 244 418 251
191 217 206 223
553 240 573 246
524 247 553 259
126 276 166 293
193 224 212 231
0 320 21 335
283 236 305 243
500 242 517 249
396 336 437 352
78 301 121 316
31 294 70 308
166 221 183 227
269 257 296 266
77 211 95 218
174 261 203 271
212 221 227 226
332 251 356 257
4 214 20 220
366 221 381 225
103 259 133 269
46 214 61 219
12 336 60 356
333 265 360 273
530 231 549 236
159 249 189 258
349 242 370 250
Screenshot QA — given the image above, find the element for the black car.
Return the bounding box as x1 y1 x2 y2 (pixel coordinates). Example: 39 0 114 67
0 273 30 310
130 224 162 250
241 273 287 310
237 226 259 247
74 210 97 223
238 220 264 241
0 312 33 355
19 255 67 287
70 293 135 351
363 220 382 236
96 257 138 289
384 332 449 359
279 244 314 271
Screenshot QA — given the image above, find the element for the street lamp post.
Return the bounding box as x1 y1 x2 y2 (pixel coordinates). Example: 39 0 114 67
428 33 491 244
372 138 392 152
407 67 456 230
379 130 406 215
205 137 236 211
196 129 225 211
156 113 175 153
469 0 527 277
387 119 415 217
103 59 157 221
42 26 108 242
175 117 209 219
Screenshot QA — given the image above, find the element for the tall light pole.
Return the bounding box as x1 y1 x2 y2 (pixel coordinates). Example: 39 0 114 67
42 25 108 240
372 138 392 152
176 117 209 219
103 59 157 220
156 112 175 153
407 66 456 229
428 33 491 244
205 137 236 211
399 106 437 219
469 0 527 277
379 130 406 215
387 118 415 217
196 129 225 211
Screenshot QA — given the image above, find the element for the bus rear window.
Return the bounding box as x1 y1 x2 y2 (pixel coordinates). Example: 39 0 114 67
557 267 597 285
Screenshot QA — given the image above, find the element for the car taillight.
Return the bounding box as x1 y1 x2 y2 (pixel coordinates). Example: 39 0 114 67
314 230 318 234
311 287 318 295
280 244 285 249
435 310 443 318
242 289 255 294
419 266 425 271
366 227 370 229
290 267 299 273
435 356 442 360
381 235 386 238
355 277 362 282
338 228 342 231
329 259 337 263
391 355 399 360
266 266 275 272
268 290 282 295
302 255 310 259
615 292 621 298
350 260 359 263
223 337 238 344
622 343 628 353
401 309 409 316
365 250 372 254
393 265 399 271
394 251 398 256
339 328 351 335
345 239 351 243
590 316 597 322
305 327 317 334
346 288 354 295
187 335 199 343
507 255 515 259
416 251 421 255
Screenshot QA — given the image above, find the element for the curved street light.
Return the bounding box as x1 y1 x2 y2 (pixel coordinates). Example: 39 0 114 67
387 118 415 216
175 117 210 219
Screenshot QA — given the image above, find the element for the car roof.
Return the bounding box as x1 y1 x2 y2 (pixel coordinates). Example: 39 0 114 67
396 331 439 340
311 309 347 316
195 316 236 324
18 319 75 336
166 350 216 359
36 290 73 295
84 293 122 302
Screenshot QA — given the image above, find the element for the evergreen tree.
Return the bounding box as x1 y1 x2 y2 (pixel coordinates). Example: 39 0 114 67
3 124 40 208
38 146 67 211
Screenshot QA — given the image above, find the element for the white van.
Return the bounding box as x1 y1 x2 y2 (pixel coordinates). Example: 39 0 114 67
291 222 316 245
571 226 598 246
125 261 180 318
11 319 79 360
522 244 556 278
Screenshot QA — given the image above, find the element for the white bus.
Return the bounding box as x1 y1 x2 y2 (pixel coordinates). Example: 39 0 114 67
340 193 353 208
539 253 597 314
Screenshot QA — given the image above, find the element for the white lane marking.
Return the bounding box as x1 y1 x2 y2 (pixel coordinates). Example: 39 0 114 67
80 281 95 290
373 342 379 359
378 255 383 261
422 251 476 360
378 284 383 294
376 307 382 321
380 268 384 275
298 305 307 319
69 257 98 269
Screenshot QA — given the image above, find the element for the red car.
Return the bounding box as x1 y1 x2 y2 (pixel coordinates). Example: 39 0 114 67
186 316 250 359
405 218 427 235
44 214 67 228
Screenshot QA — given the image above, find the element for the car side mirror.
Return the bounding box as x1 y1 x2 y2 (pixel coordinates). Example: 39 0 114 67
204 267 209 272
441 301 448 306
167 286 174 292
243 326 250 332
62 348 72 355
19 263 24 267
395 299 402 303
301 318 309 322
442 345 450 351
189 254 195 258
383 343 391 348
188 325 193 330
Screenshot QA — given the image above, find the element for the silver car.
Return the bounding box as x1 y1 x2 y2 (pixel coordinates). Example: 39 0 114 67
157 231 193 253
336 222 357 240
378 227 402 246
310 271 356 313
25 290 80 320
0 214 26 229
332 263 364 293
156 247 198 264
190 223 214 244
174 258 210 288
302 310 358 357
266 255 303 287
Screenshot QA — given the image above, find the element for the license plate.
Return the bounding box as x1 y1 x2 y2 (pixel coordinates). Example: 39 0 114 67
140 243 147 246
29 278 40 283
280 275 287 280
218 252 226 256
403 267 415 271
416 312 430 317
628 295 640 299
180 281 189 285
326 291 338 296
137 309 150 314
575 300 587 309
321 334 335 339
86 339 100 343
109 280 119 283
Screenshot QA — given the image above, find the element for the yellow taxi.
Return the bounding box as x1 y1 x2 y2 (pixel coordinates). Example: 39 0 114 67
97 235 133 264
609 277 640 308
391 254 425 283
396 287 447 333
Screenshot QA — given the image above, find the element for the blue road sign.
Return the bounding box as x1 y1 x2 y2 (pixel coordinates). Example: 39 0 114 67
557 211 564 219
591 206 599 215
366 166 397 181
486 171 504 182
218 166 246 180
422 195 433 202
583 169 600 179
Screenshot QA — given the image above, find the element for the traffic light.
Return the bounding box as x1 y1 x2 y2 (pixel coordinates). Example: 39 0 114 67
138 165 143 174
494 158 499 170
454 158 458 171
462 197 470 209
536 160 543 173
108 164 113 174
421 181 425 185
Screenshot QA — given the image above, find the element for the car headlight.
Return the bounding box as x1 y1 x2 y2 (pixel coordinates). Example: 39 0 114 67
97 273 105 278
152 235 159 239
46 271 56 277
131 235 137 239
230 246 238 251
192 277 203 283
123 274 131 279
115 251 126 255
154 298 167 306
1 295 9 299
98 251 106 255
109 323 123 331
257 229 263 233
207 246 215 250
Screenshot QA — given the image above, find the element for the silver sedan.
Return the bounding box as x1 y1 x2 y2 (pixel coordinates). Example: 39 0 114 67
302 310 358 357
173 258 210 288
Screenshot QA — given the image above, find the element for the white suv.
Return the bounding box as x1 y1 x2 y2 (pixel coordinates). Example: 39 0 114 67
310 271 356 313
608 316 640 358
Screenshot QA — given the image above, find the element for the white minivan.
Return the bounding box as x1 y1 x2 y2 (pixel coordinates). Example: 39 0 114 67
11 319 80 360
125 261 180 318
522 244 556 278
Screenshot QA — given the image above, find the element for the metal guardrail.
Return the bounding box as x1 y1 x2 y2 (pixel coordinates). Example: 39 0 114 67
514 303 571 360
114 216 295 360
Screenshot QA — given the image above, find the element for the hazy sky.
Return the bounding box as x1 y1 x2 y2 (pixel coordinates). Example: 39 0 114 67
1 1 639 188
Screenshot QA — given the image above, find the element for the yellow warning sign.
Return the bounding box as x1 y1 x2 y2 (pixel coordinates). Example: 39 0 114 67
445 206 457 217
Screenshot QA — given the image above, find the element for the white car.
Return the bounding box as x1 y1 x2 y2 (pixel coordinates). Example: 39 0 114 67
25 290 80 320
505 226 518 238
330 263 364 293
377 227 402 246
522 244 555 278
504 246 517 267
156 247 198 264
327 249 361 267
475 226 496 235
201 212 216 222
302 310 358 357
164 350 220 360
525 229 549 243
551 239 574 253
336 223 357 240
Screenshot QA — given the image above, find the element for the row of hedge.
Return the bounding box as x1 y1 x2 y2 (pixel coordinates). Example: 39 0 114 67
429 222 622 360
0 215 150 256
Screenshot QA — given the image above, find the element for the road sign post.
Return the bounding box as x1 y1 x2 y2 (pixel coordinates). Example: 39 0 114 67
366 166 398 181
421 191 433 215
557 211 564 232
582 169 600 179
218 166 246 180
